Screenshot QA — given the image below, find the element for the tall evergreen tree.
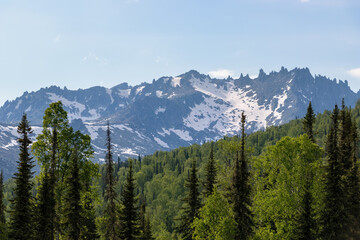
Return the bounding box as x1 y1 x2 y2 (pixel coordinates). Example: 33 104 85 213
176 159 202 240
303 101 316 143
345 121 360 238
232 112 253 240
35 171 54 240
204 143 216 197
139 202 154 240
339 100 353 173
104 122 119 240
8 114 35 240
296 105 317 240
81 182 98 240
119 160 140 240
62 147 81 240
321 104 344 239
296 179 315 240
0 170 6 239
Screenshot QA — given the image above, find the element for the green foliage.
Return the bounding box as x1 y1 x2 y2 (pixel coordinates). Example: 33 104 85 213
204 143 216 197
303 101 316 142
230 112 253 239
119 160 140 240
102 123 120 240
176 159 202 240
0 171 7 239
2 100 360 239
32 101 98 239
192 188 236 240
253 135 324 239
8 114 35 240
61 148 81 240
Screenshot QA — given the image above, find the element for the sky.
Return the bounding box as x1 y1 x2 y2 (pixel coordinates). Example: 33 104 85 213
0 0 359 106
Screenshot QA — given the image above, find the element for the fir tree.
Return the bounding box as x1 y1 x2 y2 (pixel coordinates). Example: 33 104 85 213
303 101 316 143
139 203 154 240
0 170 6 239
204 142 216 197
119 160 140 240
345 121 360 238
176 159 202 240
232 112 253 240
81 182 98 240
35 171 54 240
339 100 353 173
296 179 315 240
321 104 343 239
104 122 119 240
62 147 81 240
9 114 35 240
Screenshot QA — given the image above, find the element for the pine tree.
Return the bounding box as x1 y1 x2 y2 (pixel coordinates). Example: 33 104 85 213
0 170 6 239
104 122 119 240
176 159 201 240
204 142 216 197
8 114 35 240
119 160 140 240
62 147 81 240
321 104 343 239
139 203 154 240
232 112 253 240
303 101 316 143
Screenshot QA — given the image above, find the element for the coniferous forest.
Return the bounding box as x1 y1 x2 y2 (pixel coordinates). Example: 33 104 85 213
0 100 360 240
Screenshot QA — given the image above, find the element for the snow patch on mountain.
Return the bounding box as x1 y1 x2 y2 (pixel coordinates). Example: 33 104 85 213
155 107 166 115
156 90 163 98
106 88 114 104
172 77 181 87
117 89 131 98
154 137 169 148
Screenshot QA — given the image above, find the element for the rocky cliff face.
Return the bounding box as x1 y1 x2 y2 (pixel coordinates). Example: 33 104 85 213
0 67 358 179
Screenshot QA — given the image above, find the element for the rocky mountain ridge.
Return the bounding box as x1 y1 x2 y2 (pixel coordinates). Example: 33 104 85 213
0 67 358 179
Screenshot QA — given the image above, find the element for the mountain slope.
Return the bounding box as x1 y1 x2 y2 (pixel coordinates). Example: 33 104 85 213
0 67 358 179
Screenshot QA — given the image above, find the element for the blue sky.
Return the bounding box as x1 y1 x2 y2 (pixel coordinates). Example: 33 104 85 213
0 0 359 106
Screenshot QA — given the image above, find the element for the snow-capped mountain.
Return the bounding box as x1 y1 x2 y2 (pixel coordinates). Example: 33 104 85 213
0 67 358 178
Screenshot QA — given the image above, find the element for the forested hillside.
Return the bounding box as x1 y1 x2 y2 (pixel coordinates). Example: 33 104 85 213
1 100 360 239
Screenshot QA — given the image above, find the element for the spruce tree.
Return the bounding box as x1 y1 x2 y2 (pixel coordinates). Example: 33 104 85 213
303 101 316 143
35 171 54 240
0 170 6 239
204 142 216 197
119 160 140 240
296 179 315 240
62 147 81 240
104 122 119 240
321 104 343 239
296 105 317 240
345 121 360 238
232 112 253 240
9 114 35 240
81 182 98 240
139 203 154 240
176 159 201 240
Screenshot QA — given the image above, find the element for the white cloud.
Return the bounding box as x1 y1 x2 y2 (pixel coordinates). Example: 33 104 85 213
81 52 110 65
347 68 360 78
208 69 234 79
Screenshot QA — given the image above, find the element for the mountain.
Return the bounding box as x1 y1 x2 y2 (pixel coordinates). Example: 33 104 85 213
0 67 358 179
